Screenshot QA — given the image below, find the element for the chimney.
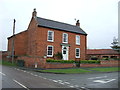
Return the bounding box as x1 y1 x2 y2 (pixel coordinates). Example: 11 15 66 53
32 8 37 17
76 20 80 26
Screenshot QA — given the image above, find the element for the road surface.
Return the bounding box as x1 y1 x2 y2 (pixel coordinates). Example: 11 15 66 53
1 65 119 90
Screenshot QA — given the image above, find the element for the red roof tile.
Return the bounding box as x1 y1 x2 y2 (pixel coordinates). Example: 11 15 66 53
87 49 119 55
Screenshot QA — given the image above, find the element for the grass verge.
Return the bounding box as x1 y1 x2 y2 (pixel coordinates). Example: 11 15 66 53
88 67 120 72
38 67 120 74
0 60 17 66
38 68 92 74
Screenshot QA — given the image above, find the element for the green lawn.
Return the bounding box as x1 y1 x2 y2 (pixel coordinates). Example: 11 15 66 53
38 68 92 74
38 67 120 74
0 60 17 66
88 67 120 72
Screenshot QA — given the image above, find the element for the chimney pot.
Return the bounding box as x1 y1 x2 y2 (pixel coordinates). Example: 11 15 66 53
32 8 37 17
76 20 80 26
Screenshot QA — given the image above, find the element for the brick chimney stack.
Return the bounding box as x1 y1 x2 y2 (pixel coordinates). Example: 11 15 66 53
76 20 80 26
32 8 37 17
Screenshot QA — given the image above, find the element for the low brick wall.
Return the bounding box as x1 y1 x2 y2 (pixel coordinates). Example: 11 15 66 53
17 56 120 68
45 63 75 69
80 60 120 67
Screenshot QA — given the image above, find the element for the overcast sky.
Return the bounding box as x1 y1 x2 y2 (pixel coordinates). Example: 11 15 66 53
0 0 119 51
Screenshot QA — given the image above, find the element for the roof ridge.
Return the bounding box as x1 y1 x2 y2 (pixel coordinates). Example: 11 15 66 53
37 17 78 28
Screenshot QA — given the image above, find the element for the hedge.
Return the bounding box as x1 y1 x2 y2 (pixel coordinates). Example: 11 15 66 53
80 60 100 64
46 59 75 63
46 59 100 64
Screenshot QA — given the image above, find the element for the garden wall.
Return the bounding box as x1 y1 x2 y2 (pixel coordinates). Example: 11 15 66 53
80 60 120 67
17 56 120 68
45 63 75 69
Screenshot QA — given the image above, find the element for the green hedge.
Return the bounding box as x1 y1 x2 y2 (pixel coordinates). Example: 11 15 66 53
80 60 100 64
46 59 75 63
46 59 100 64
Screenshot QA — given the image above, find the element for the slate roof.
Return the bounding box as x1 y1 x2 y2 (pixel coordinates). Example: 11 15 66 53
87 49 119 55
37 17 87 35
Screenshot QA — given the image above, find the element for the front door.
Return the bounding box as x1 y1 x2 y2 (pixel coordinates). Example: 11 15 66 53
62 46 69 60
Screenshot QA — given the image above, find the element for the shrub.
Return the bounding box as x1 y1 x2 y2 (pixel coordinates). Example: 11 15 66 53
54 52 63 60
80 60 100 64
46 59 100 64
46 59 75 63
17 60 25 67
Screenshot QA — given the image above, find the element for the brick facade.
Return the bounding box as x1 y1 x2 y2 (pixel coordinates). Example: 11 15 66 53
8 31 28 56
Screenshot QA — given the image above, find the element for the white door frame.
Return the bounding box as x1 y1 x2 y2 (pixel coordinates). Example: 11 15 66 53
62 46 69 60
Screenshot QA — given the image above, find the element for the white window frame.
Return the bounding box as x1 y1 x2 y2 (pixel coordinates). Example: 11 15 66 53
63 33 68 43
47 30 54 42
76 35 80 45
75 48 80 58
47 45 54 57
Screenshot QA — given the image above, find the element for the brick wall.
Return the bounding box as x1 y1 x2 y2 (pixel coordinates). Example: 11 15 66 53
17 56 46 68
80 60 120 67
45 63 76 69
35 26 86 60
7 31 28 56
17 56 120 68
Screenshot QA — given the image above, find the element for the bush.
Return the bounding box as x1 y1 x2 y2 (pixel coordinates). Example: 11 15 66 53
46 59 75 63
46 59 100 64
80 60 100 64
54 52 63 60
17 60 25 67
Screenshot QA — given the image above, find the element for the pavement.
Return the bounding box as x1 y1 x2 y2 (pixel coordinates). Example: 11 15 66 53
1 65 120 90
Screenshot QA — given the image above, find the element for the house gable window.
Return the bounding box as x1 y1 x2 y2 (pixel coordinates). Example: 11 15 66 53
47 31 54 42
63 33 68 43
76 35 80 45
75 48 80 58
47 45 53 57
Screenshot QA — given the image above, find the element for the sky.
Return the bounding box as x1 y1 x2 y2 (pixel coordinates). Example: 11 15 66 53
0 0 119 51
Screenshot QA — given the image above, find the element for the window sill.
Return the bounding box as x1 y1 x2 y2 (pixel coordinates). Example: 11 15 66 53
47 55 53 57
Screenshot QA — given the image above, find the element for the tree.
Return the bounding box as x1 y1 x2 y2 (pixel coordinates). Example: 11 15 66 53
111 37 120 53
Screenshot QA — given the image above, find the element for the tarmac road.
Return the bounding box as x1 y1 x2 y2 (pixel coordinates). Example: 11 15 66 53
1 65 73 89
1 65 119 90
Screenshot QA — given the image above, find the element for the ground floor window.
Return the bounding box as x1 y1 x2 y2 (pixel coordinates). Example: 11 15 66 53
47 45 53 57
75 48 80 58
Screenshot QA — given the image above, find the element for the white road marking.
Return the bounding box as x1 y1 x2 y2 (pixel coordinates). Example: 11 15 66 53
26 72 30 73
30 73 34 75
13 79 29 90
59 82 65 85
64 82 70 84
93 79 116 84
52 80 58 82
69 85 74 88
74 85 79 87
0 72 6 76
88 76 107 79
34 75 38 77
43 77 47 79
23 71 26 73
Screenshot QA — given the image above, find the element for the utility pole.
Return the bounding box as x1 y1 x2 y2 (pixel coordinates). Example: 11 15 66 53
12 19 16 64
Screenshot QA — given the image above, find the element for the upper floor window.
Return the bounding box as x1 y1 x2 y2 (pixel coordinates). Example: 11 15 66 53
63 33 68 43
47 31 54 42
75 48 80 58
47 45 53 57
76 35 80 45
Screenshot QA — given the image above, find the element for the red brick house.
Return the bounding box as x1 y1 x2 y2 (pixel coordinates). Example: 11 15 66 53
87 49 120 60
8 9 87 62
